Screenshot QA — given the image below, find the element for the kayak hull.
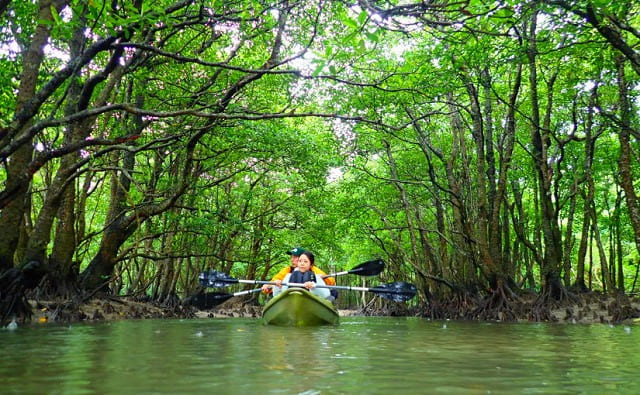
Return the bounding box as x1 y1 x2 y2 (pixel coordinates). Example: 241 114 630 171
262 288 339 326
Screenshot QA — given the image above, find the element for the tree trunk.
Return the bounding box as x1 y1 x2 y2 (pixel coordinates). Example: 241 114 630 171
573 87 599 291
510 180 540 290
408 109 448 278
157 229 176 302
47 11 86 288
527 12 563 297
563 179 577 287
491 62 521 285
80 145 136 292
383 140 421 268
615 191 624 291
444 90 480 289
0 0 57 271
80 120 205 291
48 185 79 295
463 72 496 288
615 57 640 270
22 7 126 295
589 204 613 292
575 204 590 290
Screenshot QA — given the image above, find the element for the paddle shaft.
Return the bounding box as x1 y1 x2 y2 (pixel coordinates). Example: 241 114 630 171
229 287 263 297
321 270 349 278
199 270 415 301
239 279 396 294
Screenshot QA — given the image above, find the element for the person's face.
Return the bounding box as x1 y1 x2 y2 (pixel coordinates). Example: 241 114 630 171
297 255 311 272
291 255 299 267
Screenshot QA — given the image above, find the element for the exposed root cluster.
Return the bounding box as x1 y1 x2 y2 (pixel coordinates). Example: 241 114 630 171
406 286 640 324
4 287 640 326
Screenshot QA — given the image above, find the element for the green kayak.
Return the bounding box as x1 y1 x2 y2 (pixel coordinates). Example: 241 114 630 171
262 287 339 326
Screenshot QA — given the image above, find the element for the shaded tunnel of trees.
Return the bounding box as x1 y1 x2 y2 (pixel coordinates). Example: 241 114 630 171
1 0 640 324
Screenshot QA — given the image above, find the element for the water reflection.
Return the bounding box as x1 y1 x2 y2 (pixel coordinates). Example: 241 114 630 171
1 318 639 394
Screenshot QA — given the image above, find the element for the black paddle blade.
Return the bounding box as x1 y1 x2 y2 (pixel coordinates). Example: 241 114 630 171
371 282 417 302
349 259 385 276
184 292 234 309
198 270 238 288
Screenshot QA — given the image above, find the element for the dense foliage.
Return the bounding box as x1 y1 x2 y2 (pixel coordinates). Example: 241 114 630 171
1 0 639 322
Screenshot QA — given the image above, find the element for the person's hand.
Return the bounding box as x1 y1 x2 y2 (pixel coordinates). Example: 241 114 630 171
303 281 315 290
275 279 283 288
261 284 271 292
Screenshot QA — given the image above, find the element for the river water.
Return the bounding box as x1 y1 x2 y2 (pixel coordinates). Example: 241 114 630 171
1 317 638 394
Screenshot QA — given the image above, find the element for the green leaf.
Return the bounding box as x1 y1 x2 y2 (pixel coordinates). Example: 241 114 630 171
365 30 379 43
312 60 325 76
357 39 366 53
50 5 62 25
37 18 54 26
494 7 514 19
343 17 358 30
357 11 368 25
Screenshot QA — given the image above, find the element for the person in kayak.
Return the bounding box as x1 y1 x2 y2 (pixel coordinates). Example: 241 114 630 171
261 247 336 295
272 251 331 300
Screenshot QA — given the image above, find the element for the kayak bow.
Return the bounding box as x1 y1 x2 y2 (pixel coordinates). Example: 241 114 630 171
262 288 339 326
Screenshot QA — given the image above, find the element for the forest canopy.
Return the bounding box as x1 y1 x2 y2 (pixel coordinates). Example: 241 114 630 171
1 0 640 323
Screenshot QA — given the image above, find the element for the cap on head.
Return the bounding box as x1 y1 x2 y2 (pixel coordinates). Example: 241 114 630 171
286 247 305 256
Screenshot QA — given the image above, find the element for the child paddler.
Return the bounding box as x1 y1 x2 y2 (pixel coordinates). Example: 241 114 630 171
272 251 331 300
261 247 336 295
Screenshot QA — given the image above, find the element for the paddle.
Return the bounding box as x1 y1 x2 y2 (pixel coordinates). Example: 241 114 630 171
185 288 263 309
322 259 385 278
315 281 417 302
199 270 417 302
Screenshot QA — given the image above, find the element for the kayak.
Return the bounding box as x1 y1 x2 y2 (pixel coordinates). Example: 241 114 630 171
262 287 339 326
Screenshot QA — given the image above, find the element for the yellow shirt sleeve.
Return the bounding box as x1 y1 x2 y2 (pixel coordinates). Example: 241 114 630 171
272 266 292 282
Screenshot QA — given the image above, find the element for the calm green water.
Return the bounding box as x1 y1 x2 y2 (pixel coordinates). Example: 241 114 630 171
1 317 638 394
